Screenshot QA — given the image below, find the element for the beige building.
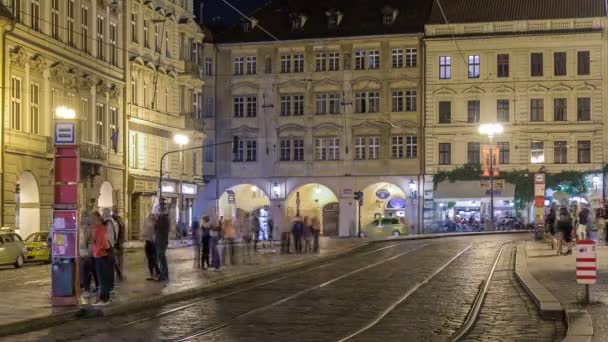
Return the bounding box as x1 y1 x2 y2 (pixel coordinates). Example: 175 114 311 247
125 0 205 238
198 0 430 236
423 0 606 225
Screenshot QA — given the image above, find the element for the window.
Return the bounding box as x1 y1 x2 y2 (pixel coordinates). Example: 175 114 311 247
135 134 146 169
246 140 257 161
30 0 40 31
368 136 380 160
280 55 291 73
96 16 104 60
497 142 510 164
329 138 340 160
467 142 480 164
165 31 170 58
439 101 451 123
578 51 590 75
328 14 337 29
554 52 566 76
354 136 366 160
291 17 302 30
29 83 39 134
497 99 509 122
439 143 451 165
234 97 244 117
246 56 257 74
467 100 480 123
280 138 291 161
497 54 509 77
383 12 394 25
96 104 105 146
10 76 21 131
329 94 340 114
51 0 59 39
554 98 567 121
81 6 89 53
405 48 417 67
531 53 543 76
192 92 199 117
294 95 304 115
368 50 380 69
143 19 149 48
316 138 327 160
131 12 137 43
129 133 136 168
315 53 326 72
204 96 214 117
11 0 21 23
130 77 137 104
109 107 118 149
578 141 591 164
316 93 339 114
205 58 213 76
406 136 417 158
355 50 365 70
468 55 480 78
109 24 117 66
577 97 591 121
554 141 567 164
392 91 403 112
204 139 214 162
67 0 75 46
143 82 148 107
316 94 327 114
234 57 244 75
293 138 304 161
392 49 403 68
81 98 91 142
316 138 340 160
405 91 417 112
439 56 452 80
246 96 257 117
154 25 160 53
293 54 304 72
355 92 379 113
280 95 291 116
391 136 403 159
192 152 198 176
355 93 366 113
328 52 339 71
530 99 544 122
530 141 544 164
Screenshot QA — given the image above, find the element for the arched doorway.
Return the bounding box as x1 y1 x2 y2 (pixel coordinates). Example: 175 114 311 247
16 172 40 239
361 182 409 227
218 184 271 239
98 181 114 210
286 183 338 236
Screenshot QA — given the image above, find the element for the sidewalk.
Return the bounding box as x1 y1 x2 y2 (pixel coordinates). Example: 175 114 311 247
525 240 608 341
0 238 366 336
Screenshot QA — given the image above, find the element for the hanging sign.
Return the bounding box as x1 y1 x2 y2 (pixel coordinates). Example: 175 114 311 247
375 189 390 200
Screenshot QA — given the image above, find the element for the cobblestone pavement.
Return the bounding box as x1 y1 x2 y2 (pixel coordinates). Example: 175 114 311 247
526 240 608 342
462 245 565 342
6 234 554 342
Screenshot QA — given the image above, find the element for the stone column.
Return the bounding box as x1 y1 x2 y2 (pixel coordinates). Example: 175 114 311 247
270 199 285 241
339 196 356 237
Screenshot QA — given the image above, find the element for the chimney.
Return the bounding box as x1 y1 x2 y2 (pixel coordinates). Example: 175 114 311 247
198 2 204 25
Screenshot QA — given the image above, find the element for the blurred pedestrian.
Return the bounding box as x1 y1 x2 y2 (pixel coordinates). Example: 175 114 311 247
303 217 313 253
545 207 557 250
242 213 254 262
253 214 260 251
201 216 211 269
577 206 590 241
557 207 573 255
80 211 98 296
223 218 236 265
311 216 321 253
192 218 201 268
281 218 291 254
292 217 304 254
155 207 170 281
102 209 118 290
112 207 125 282
92 212 111 306
143 213 160 280
596 209 605 244
209 216 221 271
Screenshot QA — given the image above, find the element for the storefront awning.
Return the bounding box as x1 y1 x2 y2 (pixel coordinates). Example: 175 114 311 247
434 180 515 202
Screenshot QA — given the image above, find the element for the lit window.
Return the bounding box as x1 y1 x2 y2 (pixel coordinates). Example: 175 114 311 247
530 141 544 164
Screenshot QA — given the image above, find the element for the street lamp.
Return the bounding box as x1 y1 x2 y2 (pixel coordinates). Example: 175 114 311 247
272 182 280 198
479 123 504 230
408 179 416 198
173 134 189 227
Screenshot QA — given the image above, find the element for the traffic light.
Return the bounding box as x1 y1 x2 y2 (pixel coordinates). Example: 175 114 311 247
354 191 363 206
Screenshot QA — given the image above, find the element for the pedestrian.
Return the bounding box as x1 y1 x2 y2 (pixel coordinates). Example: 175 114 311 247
209 216 221 271
303 216 313 253
223 218 236 265
577 206 590 241
545 207 557 249
112 207 125 282
102 208 118 290
91 211 111 306
253 215 260 251
79 211 98 296
281 218 291 254
192 218 201 268
241 213 254 262
155 206 170 281
200 216 211 269
311 216 321 253
292 217 304 254
143 213 160 280
596 209 606 244
557 207 573 255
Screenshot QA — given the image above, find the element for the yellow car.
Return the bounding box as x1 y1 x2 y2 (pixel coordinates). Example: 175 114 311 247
0 229 27 268
361 217 411 238
25 232 51 263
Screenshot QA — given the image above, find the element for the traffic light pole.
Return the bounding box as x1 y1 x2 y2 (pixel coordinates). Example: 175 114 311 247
358 201 362 238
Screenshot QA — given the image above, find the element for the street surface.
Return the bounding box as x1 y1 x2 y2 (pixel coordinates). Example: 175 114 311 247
6 234 565 342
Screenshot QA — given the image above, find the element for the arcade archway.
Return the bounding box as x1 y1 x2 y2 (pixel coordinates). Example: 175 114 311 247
361 182 410 227
286 183 339 236
218 184 271 239
16 171 40 238
98 181 114 209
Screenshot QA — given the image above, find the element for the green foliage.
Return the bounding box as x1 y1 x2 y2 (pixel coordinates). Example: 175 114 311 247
447 201 456 209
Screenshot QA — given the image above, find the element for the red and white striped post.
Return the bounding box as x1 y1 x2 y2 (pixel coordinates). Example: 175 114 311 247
576 240 597 304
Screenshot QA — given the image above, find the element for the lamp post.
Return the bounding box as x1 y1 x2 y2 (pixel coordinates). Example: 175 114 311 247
408 179 416 233
173 134 189 226
479 123 504 230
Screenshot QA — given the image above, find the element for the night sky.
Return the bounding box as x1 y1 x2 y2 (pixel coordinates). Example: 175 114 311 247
195 0 268 27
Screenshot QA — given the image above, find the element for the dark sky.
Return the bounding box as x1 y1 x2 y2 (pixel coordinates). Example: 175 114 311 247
195 0 268 27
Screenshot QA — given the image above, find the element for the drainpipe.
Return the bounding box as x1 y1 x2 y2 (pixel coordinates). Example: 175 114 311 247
419 34 426 234
1 18 17 226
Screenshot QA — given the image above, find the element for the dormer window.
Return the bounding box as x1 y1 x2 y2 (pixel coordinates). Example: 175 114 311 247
325 10 344 29
290 13 307 31
382 6 399 25
242 21 252 32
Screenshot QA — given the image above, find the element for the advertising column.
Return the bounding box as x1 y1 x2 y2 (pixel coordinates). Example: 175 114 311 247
534 173 546 226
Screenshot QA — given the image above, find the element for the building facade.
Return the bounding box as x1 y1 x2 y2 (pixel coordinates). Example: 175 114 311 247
198 0 430 236
125 0 205 239
423 0 606 226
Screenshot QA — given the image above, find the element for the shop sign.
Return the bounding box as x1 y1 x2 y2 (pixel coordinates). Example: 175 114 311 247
480 179 504 192
182 184 197 195
54 123 75 145
161 183 175 193
376 189 390 200
388 198 406 209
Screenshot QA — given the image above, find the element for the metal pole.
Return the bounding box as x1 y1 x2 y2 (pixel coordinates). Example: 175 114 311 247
584 284 590 304
179 148 184 225
358 201 362 238
489 136 494 230
296 192 300 217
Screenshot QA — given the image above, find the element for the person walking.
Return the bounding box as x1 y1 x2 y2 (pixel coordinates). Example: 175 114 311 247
143 214 160 280
200 216 211 269
596 209 605 245
252 215 260 251
545 207 557 250
303 217 313 253
91 212 111 306
241 214 254 263
102 209 118 290
223 218 236 265
209 216 221 271
577 206 590 241
292 217 304 254
155 207 171 281
281 218 291 254
112 207 125 282
557 207 574 255
311 216 321 253
79 212 98 296
192 218 201 268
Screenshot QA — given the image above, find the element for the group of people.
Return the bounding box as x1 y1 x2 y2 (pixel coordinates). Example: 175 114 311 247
79 207 125 306
282 216 321 254
544 204 596 255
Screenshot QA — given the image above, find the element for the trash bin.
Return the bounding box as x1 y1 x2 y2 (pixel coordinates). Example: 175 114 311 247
535 224 544 240
52 259 75 297
589 228 598 241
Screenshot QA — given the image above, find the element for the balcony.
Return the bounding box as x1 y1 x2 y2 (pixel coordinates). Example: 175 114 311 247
184 112 205 132
183 61 203 80
80 142 108 163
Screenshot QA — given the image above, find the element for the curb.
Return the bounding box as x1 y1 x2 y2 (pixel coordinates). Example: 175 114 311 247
0 241 370 338
370 229 534 243
562 309 593 342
